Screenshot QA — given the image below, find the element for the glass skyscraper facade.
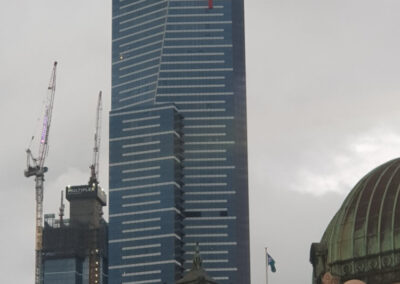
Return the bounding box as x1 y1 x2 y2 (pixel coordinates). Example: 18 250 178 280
43 257 84 283
43 257 107 283
109 0 249 283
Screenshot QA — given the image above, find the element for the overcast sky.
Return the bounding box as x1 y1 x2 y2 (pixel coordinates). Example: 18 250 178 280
2 0 400 283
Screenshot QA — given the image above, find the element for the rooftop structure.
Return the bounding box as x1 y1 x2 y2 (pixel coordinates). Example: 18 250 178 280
177 244 218 284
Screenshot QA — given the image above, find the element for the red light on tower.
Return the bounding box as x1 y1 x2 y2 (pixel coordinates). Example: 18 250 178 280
208 0 213 9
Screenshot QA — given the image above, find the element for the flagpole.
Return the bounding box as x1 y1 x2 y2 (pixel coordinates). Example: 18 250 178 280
265 247 268 284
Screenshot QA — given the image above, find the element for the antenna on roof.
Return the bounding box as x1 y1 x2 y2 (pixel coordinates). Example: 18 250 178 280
59 190 65 226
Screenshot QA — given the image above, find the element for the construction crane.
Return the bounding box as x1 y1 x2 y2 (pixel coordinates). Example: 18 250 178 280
89 91 102 185
89 91 103 284
25 61 58 284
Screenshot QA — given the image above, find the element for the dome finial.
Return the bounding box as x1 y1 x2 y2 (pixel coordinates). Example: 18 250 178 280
193 242 202 269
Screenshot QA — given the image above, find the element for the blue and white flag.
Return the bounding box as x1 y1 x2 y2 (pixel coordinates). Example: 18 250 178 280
267 253 276 273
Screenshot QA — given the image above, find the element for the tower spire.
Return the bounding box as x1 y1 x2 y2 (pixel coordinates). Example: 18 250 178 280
193 242 202 269
58 190 65 225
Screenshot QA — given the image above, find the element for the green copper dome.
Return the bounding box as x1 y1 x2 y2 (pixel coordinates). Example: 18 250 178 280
311 158 400 283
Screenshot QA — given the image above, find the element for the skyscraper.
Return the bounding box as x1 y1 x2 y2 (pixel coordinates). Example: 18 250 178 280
109 0 249 283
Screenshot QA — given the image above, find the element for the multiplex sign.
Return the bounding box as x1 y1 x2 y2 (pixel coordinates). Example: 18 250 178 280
66 184 96 198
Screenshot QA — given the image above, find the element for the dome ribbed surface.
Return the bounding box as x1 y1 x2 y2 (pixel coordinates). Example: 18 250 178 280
322 157 400 263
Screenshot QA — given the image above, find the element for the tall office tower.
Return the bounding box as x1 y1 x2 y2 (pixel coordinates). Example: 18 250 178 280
109 0 249 283
42 185 108 283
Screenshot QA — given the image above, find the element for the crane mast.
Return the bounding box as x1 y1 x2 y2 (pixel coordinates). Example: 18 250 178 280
88 91 103 284
89 91 102 185
25 61 57 284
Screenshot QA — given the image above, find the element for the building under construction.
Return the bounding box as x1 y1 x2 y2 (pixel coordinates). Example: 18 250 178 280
24 62 106 283
41 183 108 283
